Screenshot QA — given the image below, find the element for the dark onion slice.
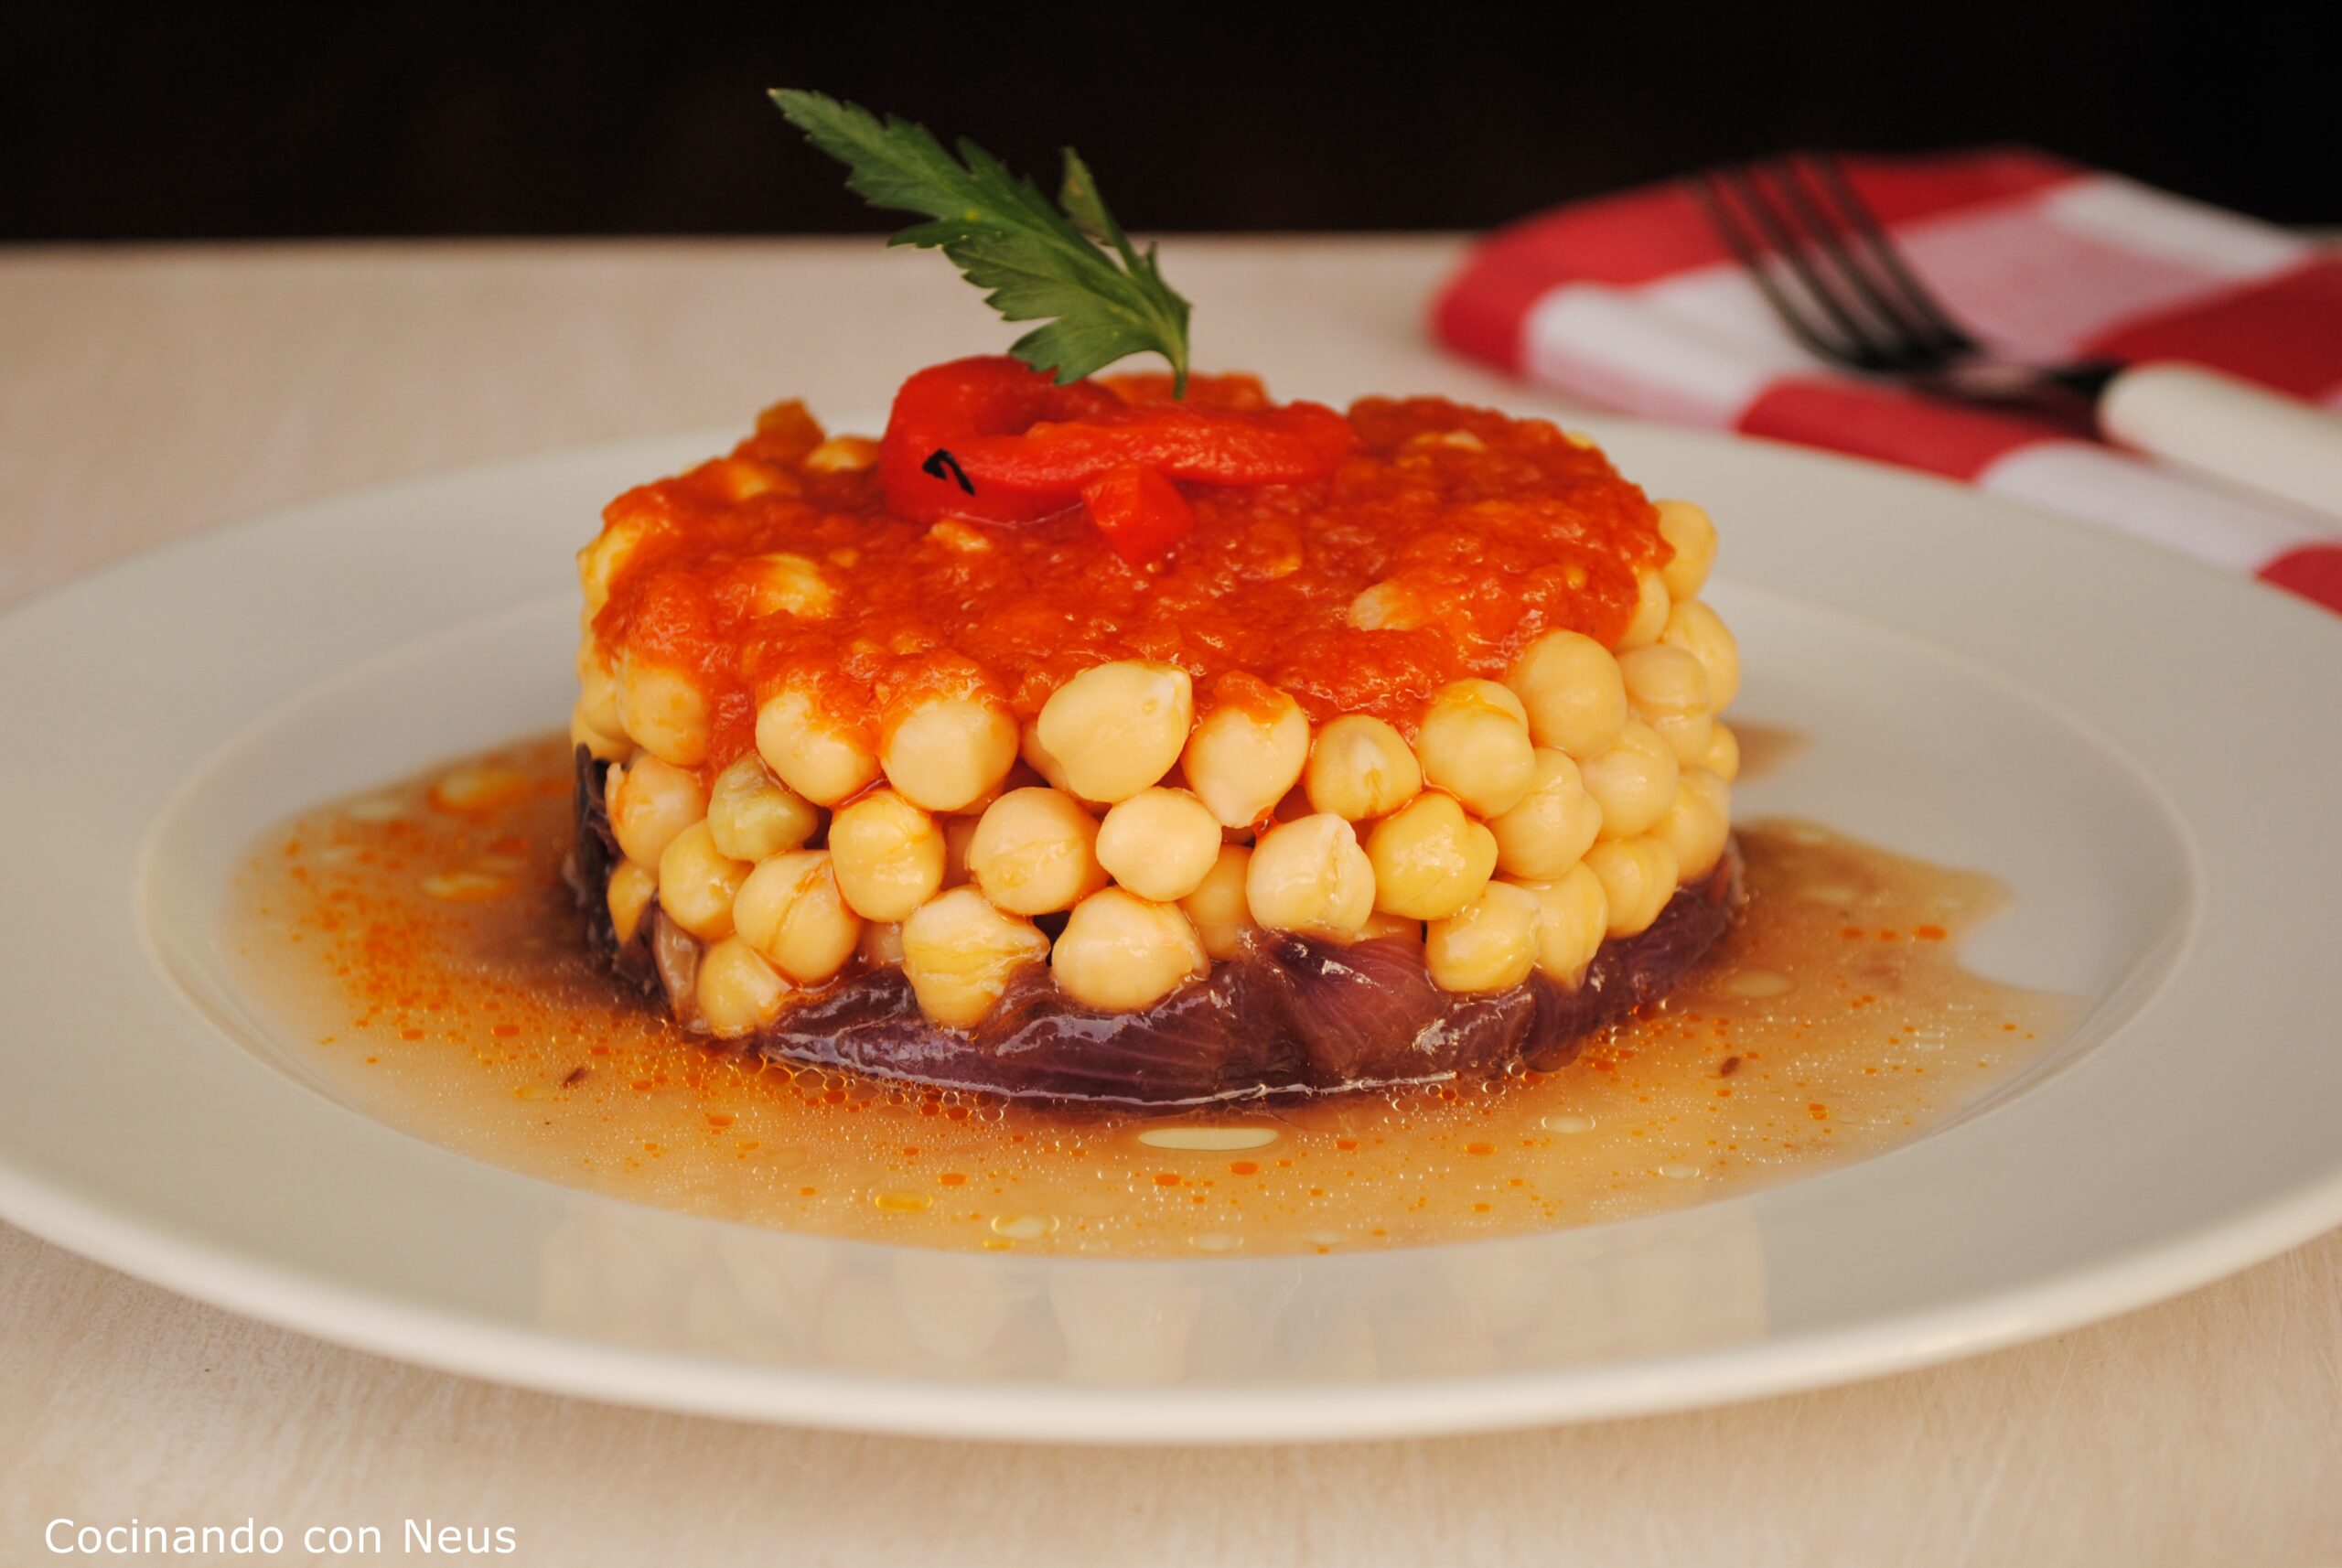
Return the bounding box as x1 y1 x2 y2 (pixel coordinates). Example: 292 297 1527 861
571 747 1740 1107
1251 929 1449 1085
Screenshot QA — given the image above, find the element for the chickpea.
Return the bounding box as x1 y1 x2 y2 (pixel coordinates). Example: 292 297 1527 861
1179 843 1259 959
731 850 862 984
570 698 630 763
1702 721 1742 783
708 457 792 502
803 435 880 474
705 755 819 863
1364 790 1499 920
1096 787 1223 902
616 653 712 768
1585 837 1680 938
828 789 948 922
1618 643 1715 767
1020 721 1075 797
900 886 1051 1029
1578 719 1681 840
1348 579 1424 630
695 937 790 1038
738 553 837 620
1523 862 1609 987
1415 679 1537 817
1245 813 1376 937
1304 714 1422 821
754 684 878 806
607 754 706 867
1615 566 1671 651
576 512 651 619
882 693 1020 813
1660 598 1742 711
1182 689 1310 828
1033 660 1195 804
656 820 751 941
575 636 623 736
1660 767 1733 880
1654 499 1717 601
1507 630 1628 759
1425 882 1542 993
1618 643 1708 720
967 787 1109 915
605 858 658 947
1052 888 1209 1012
1487 748 1605 880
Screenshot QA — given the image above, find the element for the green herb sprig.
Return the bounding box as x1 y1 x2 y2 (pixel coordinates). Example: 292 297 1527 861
771 90 1191 393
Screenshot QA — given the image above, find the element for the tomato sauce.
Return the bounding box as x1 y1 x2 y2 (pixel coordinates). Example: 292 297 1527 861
590 381 1668 774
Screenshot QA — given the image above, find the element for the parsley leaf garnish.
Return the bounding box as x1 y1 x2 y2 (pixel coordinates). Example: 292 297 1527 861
770 90 1192 394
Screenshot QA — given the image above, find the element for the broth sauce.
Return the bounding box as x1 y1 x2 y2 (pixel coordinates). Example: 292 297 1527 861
225 734 2068 1256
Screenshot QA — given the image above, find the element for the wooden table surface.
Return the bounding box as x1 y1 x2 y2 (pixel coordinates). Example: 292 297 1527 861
2 238 2337 1566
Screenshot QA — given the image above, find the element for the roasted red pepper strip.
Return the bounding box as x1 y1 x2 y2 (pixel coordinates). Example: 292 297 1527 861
1080 464 1197 565
879 357 1122 524
880 356 1355 538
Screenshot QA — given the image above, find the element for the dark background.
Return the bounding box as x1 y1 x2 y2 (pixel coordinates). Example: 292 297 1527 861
5 1 2329 242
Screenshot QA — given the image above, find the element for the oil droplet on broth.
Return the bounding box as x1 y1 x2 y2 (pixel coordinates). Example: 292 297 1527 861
223 733 2075 1258
1136 1126 1281 1152
989 1213 1057 1241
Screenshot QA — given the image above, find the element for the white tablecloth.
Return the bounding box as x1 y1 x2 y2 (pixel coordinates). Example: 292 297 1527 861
1 238 2336 1565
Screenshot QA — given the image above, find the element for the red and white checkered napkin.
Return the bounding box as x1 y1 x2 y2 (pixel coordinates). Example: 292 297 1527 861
1433 148 2342 614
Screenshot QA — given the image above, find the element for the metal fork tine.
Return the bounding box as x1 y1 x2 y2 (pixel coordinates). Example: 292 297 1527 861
1688 171 1861 367
1713 164 1900 371
1764 155 1959 365
1693 154 2111 423
1804 153 1982 355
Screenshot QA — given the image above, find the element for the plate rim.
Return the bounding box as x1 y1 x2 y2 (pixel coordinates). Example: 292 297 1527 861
8 1139 2339 1444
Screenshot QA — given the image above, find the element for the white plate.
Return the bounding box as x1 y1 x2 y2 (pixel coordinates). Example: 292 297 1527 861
2 419 2337 1444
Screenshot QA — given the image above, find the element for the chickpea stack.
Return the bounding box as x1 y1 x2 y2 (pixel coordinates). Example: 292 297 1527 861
576 487 1738 1041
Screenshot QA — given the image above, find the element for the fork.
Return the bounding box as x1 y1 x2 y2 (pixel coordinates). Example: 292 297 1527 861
1691 155 2117 429
1688 154 2342 521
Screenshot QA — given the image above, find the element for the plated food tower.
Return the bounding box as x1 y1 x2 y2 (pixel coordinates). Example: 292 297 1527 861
564 94 1741 1103
568 355 1744 1104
